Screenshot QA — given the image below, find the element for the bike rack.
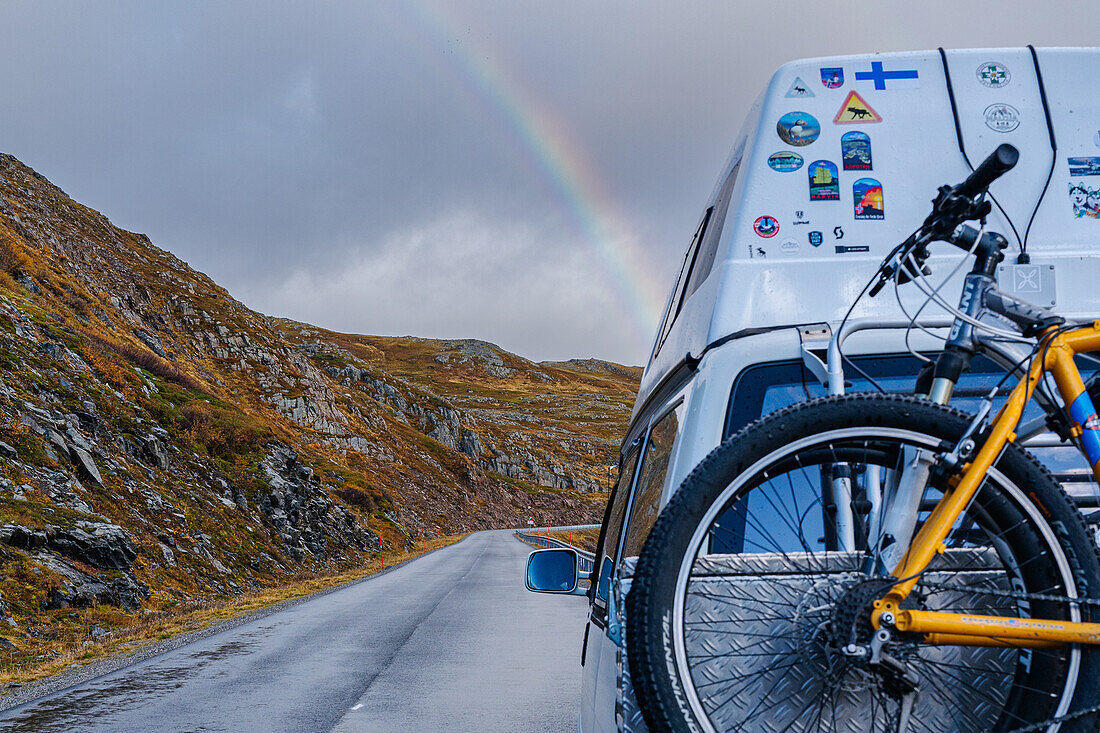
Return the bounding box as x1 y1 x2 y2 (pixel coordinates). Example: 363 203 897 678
799 316 955 396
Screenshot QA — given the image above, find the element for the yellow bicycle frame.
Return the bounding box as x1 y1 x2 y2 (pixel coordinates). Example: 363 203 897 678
872 323 1100 647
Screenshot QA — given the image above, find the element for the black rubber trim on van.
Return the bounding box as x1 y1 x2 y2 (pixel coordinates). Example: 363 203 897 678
939 47 1025 254
1021 44 1058 254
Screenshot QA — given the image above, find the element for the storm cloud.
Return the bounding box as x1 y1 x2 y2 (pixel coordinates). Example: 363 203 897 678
0 1 1094 362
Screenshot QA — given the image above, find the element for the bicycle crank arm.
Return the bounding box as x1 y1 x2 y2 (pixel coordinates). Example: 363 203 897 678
891 609 1100 646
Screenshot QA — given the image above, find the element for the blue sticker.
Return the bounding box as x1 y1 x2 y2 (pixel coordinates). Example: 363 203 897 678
808 160 840 201
768 151 804 172
854 178 884 220
776 112 820 147
1070 391 1100 466
785 77 814 98
1069 157 1100 176
854 61 919 90
841 131 872 171
820 67 844 89
808 231 823 247
1070 183 1100 219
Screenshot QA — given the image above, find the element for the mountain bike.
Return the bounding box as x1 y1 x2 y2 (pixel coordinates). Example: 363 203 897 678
626 144 1100 732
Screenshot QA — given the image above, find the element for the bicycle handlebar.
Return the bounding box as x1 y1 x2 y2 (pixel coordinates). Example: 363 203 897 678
955 144 1019 199
868 144 1019 298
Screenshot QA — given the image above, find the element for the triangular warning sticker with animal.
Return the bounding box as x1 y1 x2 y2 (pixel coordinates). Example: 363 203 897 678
785 76 814 98
834 90 882 124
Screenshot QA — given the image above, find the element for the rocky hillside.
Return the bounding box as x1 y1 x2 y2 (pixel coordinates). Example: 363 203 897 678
0 152 638 667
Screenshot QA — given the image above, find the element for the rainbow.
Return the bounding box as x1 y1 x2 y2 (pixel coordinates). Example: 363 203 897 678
382 2 668 357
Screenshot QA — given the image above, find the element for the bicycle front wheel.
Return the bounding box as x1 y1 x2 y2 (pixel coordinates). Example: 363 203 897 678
626 393 1100 733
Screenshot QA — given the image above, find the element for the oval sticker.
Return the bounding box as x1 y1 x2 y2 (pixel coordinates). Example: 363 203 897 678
768 151 804 172
984 104 1020 133
777 112 821 147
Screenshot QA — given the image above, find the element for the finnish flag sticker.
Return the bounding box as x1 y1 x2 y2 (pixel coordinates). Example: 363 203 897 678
854 61 920 90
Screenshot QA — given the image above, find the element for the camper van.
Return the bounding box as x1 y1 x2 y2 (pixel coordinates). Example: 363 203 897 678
526 47 1100 733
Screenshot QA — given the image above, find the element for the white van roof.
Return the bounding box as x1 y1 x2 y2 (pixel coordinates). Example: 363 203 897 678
636 47 1100 416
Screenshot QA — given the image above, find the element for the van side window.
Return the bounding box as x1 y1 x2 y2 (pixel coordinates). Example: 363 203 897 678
683 159 740 301
594 448 640 602
621 405 682 558
653 208 712 356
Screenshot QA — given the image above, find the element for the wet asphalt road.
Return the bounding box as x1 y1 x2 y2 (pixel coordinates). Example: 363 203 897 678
0 530 588 732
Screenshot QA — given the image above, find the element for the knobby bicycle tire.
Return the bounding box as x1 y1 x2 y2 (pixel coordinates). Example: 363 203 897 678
626 393 1100 733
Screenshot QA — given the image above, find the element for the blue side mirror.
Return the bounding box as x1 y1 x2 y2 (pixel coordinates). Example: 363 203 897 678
525 549 588 595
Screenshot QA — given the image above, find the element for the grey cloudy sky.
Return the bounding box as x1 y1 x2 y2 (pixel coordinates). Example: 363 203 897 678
1 2 1096 364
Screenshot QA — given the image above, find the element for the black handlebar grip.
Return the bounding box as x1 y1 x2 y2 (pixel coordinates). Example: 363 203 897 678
956 144 1019 198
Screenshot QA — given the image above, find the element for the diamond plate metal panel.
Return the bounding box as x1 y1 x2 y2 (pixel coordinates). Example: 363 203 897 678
622 550 1021 732
684 550 1013 731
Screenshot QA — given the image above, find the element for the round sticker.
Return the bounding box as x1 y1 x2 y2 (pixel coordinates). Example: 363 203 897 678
780 238 800 255
767 151 804 172
984 104 1020 133
753 215 779 238
776 112 821 147
976 62 1010 88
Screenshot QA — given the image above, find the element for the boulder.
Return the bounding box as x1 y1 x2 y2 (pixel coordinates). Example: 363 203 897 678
47 522 138 570
0 525 47 551
68 446 102 485
36 554 150 611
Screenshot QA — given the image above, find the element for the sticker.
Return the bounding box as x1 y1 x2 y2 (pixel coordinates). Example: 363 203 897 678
754 215 780 237
834 91 882 124
749 245 767 258
808 231 823 247
836 244 870 253
854 61 919 90
1070 183 1100 219
841 131 872 170
780 239 800 255
984 104 1020 133
833 225 844 239
1095 130 1100 148
777 112 821 146
1069 157 1100 176
976 62 1010 88
768 151 804 172
792 210 810 226
785 77 815 98
820 68 844 89
808 160 840 201
853 178 884 220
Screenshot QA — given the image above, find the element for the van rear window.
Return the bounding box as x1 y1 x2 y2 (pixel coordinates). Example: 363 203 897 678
724 355 1100 522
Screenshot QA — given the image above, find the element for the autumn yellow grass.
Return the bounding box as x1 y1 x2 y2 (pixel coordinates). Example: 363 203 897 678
0 534 464 689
